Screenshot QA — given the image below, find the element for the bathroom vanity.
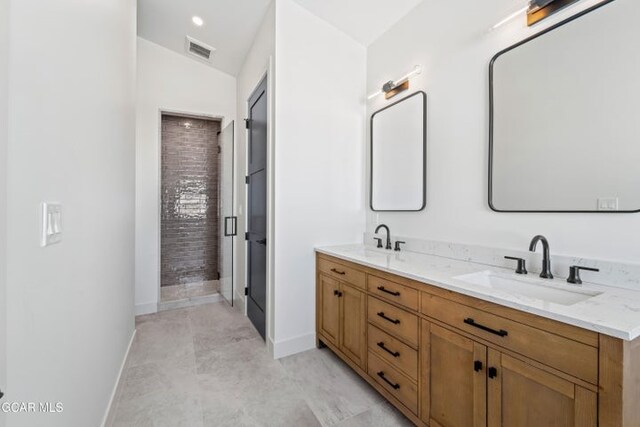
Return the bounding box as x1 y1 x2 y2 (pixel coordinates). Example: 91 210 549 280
315 246 640 427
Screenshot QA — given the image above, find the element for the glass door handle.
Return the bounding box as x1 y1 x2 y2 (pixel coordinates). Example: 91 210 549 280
224 216 238 237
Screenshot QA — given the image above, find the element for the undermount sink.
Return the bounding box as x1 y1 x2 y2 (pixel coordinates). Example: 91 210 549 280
346 247 390 258
454 271 602 306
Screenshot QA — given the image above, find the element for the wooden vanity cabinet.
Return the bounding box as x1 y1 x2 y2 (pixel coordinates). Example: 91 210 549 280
317 272 366 368
487 349 597 427
316 253 640 427
421 320 487 427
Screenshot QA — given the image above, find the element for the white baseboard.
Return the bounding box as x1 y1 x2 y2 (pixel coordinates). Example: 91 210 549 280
101 329 136 427
271 332 316 359
134 302 157 316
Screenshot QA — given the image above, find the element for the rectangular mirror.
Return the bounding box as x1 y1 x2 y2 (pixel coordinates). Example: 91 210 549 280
490 0 640 213
371 91 426 211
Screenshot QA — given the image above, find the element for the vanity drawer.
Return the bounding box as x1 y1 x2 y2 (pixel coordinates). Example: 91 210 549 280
368 297 419 347
368 324 418 380
368 351 418 415
318 257 365 289
421 293 598 384
368 276 419 311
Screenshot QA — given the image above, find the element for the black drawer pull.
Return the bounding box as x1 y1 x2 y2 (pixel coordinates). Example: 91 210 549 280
377 371 400 390
330 268 346 275
377 312 400 325
464 318 508 337
377 342 400 358
377 286 400 296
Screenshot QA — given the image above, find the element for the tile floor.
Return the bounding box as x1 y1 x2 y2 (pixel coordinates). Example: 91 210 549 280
106 302 412 427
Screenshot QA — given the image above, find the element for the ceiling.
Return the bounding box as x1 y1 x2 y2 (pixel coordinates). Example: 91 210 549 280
137 0 272 76
292 0 424 46
137 0 424 76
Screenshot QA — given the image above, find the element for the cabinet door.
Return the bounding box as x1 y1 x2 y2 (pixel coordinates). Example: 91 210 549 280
340 283 366 367
487 350 597 427
421 321 487 427
318 274 340 346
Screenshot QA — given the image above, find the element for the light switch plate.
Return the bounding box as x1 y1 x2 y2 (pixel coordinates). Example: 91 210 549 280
41 202 62 247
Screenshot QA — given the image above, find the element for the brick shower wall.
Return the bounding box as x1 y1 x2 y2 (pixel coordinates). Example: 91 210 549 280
161 115 221 287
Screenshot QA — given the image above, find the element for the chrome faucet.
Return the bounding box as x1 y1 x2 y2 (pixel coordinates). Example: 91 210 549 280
374 224 392 250
529 235 553 279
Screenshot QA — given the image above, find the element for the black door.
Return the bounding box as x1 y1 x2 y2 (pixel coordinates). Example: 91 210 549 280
246 77 268 339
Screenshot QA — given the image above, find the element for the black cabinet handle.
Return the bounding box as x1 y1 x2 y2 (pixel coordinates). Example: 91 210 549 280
377 371 400 390
256 238 267 246
377 312 400 325
330 268 346 275
333 290 339 296
464 318 508 337
488 367 498 379
474 360 483 372
377 286 400 297
377 342 400 358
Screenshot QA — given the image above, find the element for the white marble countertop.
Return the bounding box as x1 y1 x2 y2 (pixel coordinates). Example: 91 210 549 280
316 244 640 341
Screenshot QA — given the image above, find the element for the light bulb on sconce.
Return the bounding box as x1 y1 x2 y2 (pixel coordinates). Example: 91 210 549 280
491 5 529 30
368 65 423 101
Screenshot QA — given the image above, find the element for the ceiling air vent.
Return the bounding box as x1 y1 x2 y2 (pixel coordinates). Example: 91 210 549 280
185 36 215 62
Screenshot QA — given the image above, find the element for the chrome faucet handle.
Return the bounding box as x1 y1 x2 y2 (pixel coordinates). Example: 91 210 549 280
567 266 599 285
373 237 383 248
504 256 528 275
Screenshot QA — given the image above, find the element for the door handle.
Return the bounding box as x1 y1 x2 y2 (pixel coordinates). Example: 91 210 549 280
224 216 238 237
488 367 498 379
474 360 483 372
256 238 267 246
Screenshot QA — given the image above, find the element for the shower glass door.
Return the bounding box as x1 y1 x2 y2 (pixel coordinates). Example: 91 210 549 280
219 121 235 306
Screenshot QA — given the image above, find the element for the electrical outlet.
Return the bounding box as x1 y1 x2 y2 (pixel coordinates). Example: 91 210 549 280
41 202 62 247
597 197 619 211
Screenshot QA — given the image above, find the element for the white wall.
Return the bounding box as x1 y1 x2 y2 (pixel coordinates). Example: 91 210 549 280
135 38 237 314
5 0 136 425
272 0 367 357
0 0 9 424
366 0 640 264
235 3 275 308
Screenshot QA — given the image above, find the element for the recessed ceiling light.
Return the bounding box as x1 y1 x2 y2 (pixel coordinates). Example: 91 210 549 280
192 16 204 27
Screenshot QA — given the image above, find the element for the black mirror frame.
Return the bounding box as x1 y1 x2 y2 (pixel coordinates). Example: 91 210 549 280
488 0 639 213
370 91 427 212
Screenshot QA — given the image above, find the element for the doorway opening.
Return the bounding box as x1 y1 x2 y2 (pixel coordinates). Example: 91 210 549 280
159 113 235 310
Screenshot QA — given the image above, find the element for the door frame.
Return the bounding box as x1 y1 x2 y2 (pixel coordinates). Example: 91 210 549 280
156 109 226 304
242 62 275 354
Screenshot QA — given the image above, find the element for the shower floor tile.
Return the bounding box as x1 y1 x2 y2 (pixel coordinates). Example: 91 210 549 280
161 280 220 302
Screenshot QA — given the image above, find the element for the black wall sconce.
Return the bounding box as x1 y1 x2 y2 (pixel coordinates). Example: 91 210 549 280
368 65 423 101
528 0 582 25
492 0 583 30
